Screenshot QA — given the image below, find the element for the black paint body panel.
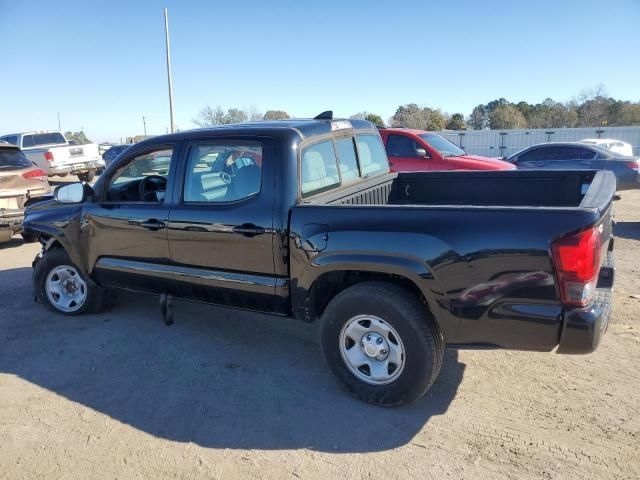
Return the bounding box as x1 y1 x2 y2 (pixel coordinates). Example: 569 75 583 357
23 119 616 352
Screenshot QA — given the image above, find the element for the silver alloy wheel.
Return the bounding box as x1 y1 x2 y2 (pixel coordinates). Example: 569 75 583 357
339 314 406 385
45 265 88 313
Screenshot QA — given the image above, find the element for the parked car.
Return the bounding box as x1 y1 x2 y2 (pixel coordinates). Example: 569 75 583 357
0 131 104 182
579 138 634 157
24 116 615 406
102 144 132 167
506 142 640 190
378 127 515 172
98 143 114 156
0 142 51 243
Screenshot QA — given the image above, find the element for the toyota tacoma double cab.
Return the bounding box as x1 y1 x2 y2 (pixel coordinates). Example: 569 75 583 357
23 115 616 406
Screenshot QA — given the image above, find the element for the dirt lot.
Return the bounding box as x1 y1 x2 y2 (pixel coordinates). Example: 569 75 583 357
1 187 639 480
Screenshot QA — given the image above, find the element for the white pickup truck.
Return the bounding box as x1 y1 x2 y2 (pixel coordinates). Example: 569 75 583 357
0 131 104 181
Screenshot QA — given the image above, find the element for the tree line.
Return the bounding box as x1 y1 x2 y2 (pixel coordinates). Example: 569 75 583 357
192 86 640 131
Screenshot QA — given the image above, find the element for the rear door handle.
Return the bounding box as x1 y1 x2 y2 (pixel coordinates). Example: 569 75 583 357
140 219 166 231
232 223 265 237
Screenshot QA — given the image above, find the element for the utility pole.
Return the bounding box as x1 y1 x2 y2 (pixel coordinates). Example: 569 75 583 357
142 116 147 136
164 8 175 133
57 112 61 131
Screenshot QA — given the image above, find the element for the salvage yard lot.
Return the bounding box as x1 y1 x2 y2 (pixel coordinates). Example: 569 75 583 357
1 186 639 479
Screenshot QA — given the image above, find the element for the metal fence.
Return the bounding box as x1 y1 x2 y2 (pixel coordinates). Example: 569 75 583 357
437 126 640 158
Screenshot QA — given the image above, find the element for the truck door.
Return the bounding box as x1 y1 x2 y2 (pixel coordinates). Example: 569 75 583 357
85 145 177 294
167 138 279 313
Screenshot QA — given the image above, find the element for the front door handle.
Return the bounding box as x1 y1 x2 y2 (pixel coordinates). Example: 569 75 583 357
232 223 265 237
140 219 166 231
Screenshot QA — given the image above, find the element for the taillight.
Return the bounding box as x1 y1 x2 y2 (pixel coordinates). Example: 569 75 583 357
551 227 601 307
44 152 54 162
22 169 48 181
626 161 639 172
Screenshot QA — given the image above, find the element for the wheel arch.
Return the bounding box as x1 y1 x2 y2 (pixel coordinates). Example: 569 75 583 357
292 258 453 340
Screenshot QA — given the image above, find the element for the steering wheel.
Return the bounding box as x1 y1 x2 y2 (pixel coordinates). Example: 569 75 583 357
138 175 167 202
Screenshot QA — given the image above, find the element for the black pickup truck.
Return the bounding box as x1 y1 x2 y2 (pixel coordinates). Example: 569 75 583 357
23 116 616 406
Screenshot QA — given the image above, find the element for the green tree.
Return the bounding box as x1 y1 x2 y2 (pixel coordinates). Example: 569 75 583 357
223 108 247 124
364 113 385 126
350 112 385 126
390 104 446 130
489 104 527 129
611 102 640 126
64 131 91 144
263 110 290 120
192 106 249 127
446 113 466 130
468 104 489 130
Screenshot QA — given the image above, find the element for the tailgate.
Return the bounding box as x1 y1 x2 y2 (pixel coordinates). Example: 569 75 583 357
579 170 615 267
555 171 615 354
49 144 101 167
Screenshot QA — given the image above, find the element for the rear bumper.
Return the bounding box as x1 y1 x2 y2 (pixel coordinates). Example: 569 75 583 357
49 159 103 176
557 254 614 354
0 208 24 241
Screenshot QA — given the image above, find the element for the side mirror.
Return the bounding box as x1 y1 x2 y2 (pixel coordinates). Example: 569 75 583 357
415 147 429 158
54 183 86 204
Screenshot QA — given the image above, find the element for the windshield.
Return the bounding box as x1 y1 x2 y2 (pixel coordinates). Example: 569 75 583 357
0 149 33 169
418 133 465 157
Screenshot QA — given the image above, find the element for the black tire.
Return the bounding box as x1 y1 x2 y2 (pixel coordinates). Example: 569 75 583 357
33 247 112 315
21 232 39 243
319 281 444 407
77 170 95 183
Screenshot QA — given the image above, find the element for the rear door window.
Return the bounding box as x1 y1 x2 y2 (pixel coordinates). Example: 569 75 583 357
183 143 262 203
558 146 596 160
300 140 339 197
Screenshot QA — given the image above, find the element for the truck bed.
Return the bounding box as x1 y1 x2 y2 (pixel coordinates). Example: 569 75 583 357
292 170 615 351
310 170 610 210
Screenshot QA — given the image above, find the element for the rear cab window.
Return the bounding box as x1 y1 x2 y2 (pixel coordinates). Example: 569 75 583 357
21 133 66 148
300 131 390 198
301 140 340 197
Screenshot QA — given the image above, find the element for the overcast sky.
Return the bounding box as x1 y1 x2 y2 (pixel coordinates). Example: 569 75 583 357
1 0 639 143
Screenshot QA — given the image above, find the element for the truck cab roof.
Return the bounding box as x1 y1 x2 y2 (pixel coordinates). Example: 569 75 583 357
134 118 376 147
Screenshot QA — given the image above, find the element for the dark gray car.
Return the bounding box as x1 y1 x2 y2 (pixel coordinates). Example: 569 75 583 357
506 142 639 190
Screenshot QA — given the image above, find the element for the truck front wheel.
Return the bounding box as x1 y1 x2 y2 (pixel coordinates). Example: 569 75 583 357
33 248 111 315
319 282 444 407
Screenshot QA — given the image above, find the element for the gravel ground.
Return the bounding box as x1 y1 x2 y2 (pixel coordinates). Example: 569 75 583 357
0 188 639 480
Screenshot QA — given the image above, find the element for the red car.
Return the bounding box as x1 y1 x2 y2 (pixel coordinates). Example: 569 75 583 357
378 128 515 172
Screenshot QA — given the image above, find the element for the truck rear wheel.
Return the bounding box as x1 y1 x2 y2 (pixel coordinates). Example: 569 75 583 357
319 282 444 407
33 248 111 315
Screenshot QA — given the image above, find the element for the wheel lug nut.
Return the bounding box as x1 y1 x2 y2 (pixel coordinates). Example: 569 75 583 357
376 337 383 344
366 334 371 341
